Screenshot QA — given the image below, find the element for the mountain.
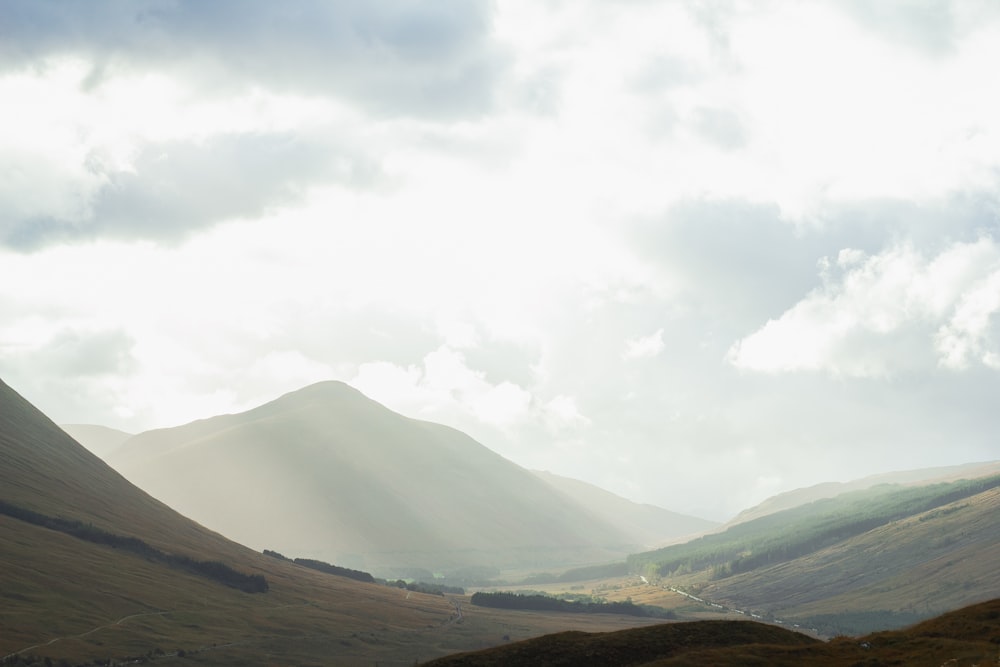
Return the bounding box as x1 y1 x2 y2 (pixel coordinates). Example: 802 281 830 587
627 474 1000 635
60 423 133 458
423 597 1000 666
1 377 671 666
727 460 1000 526
0 376 449 665
533 470 718 548
106 381 653 575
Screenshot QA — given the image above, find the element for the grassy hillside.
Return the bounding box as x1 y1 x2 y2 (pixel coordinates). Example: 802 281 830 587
106 381 643 575
727 460 1000 526
423 597 1000 666
624 475 1000 635
0 378 665 666
532 470 718 548
629 475 1000 578
700 486 1000 631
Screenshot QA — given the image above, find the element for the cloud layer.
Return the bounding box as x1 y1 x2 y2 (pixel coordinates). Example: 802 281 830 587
2 1 1000 520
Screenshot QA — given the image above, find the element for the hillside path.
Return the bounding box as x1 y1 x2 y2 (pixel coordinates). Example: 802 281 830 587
2 610 170 660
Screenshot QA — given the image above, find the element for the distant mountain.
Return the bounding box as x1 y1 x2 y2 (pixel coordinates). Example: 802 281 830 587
424 597 1000 666
533 470 718 548
106 381 654 575
0 376 665 665
628 475 1000 635
727 460 1000 526
60 423 133 458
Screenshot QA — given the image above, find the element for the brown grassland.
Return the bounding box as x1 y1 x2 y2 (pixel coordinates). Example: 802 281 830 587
425 596 1000 667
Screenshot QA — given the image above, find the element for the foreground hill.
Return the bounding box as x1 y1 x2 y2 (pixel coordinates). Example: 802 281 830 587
533 470 718 548
628 475 1000 635
0 378 667 666
106 381 660 575
424 597 1000 666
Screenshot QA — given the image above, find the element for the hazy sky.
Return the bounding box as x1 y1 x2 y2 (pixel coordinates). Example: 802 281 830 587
3 0 1000 520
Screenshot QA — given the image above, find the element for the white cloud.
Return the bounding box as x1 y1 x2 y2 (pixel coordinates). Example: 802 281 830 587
623 329 665 360
936 269 1000 370
5 1 1000 520
542 394 591 432
729 238 1000 376
351 345 532 430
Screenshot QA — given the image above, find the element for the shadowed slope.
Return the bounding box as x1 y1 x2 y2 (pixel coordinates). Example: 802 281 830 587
425 598 1000 667
424 619 819 666
107 381 639 573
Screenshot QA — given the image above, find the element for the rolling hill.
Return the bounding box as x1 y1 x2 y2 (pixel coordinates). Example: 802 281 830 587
6 375 999 664
627 475 1000 635
727 460 1000 526
0 377 674 666
423 597 1000 666
104 381 701 575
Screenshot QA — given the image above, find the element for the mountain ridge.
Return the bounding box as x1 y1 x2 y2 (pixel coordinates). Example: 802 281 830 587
727 460 1000 526
105 381 677 574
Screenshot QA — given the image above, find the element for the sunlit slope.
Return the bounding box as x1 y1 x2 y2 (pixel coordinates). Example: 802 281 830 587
107 381 638 573
629 476 1000 633
700 485 1000 623
533 470 718 547
727 460 1000 526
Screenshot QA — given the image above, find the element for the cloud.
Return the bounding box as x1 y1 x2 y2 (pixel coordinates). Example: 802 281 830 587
624 329 665 360
0 0 503 118
841 0 1000 56
3 132 369 249
692 106 747 150
6 0 1000 521
728 237 1000 376
39 327 136 377
0 57 391 250
352 345 533 430
0 326 138 424
630 199 823 323
542 395 591 432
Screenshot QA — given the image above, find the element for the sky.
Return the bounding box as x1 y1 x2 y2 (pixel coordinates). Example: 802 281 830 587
2 0 1000 521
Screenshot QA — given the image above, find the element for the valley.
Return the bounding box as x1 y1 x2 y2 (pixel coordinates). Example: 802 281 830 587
3 375 999 665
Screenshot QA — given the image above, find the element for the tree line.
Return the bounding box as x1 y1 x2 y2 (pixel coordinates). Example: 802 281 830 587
470 591 674 618
0 499 267 593
263 550 375 583
627 474 1000 580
